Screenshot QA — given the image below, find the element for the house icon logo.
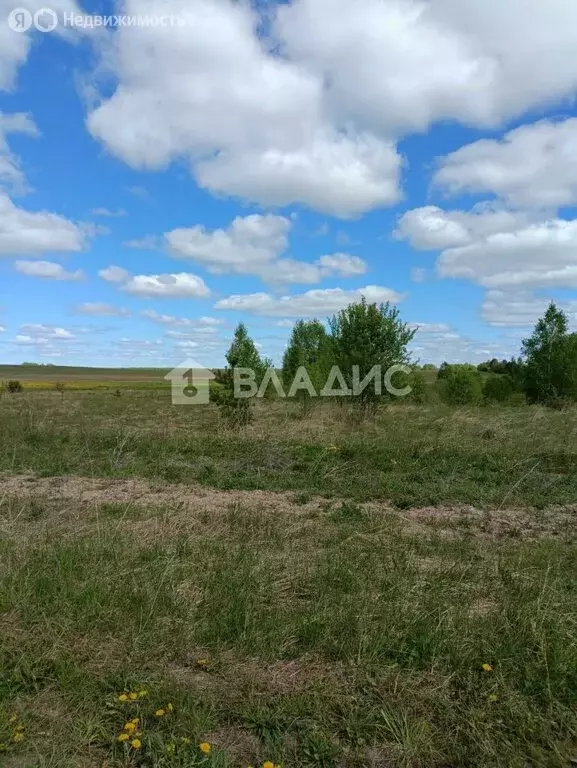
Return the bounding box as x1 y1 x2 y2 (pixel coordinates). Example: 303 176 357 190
165 358 215 405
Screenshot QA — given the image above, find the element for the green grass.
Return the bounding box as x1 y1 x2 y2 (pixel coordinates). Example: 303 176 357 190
0 391 577 765
0 391 576 507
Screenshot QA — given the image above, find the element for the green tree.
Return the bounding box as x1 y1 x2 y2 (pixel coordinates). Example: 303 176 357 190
522 303 577 403
328 298 415 410
282 320 331 406
225 322 267 378
217 323 267 426
438 365 483 406
482 374 516 403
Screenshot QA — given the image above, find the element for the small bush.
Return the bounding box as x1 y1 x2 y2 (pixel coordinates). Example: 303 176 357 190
439 366 482 406
407 370 429 404
483 375 516 403
213 386 252 429
6 380 23 393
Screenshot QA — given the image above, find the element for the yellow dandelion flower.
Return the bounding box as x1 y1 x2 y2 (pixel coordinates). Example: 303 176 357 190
138 690 148 698
131 718 140 725
12 732 25 744
181 737 191 744
128 692 138 700
123 722 136 733
117 733 130 742
488 693 499 702
197 658 209 666
263 762 275 768
199 742 211 754
131 738 142 749
155 709 166 717
166 743 176 754
167 703 174 712
481 663 494 672
118 694 129 702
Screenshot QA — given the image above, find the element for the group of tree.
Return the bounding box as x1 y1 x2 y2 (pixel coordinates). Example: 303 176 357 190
214 299 577 421
437 303 577 406
215 298 417 422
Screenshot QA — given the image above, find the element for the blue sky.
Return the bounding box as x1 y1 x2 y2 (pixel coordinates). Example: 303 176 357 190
1 0 577 368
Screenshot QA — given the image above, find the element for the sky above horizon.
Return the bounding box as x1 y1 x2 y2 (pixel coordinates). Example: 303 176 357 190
1 0 577 368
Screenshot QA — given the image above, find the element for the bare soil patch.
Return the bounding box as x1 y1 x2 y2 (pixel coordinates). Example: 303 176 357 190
1 473 575 542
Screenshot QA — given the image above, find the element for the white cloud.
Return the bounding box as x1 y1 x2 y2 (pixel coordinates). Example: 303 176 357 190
410 267 428 283
411 322 451 333
0 1 87 91
167 214 367 284
126 185 149 199
0 112 39 193
90 207 127 217
76 302 131 317
86 0 577 217
277 0 577 132
123 272 210 298
199 316 223 326
174 340 199 350
165 327 218 339
215 284 404 317
317 253 366 276
98 265 130 283
195 130 401 218
19 324 75 341
396 205 530 251
0 325 5 333
482 290 577 327
15 260 84 281
0 193 85 256
99 265 210 298
397 205 577 290
167 214 290 275
409 331 519 366
86 0 401 218
141 310 224 328
434 118 577 208
437 218 577 289
116 337 163 347
123 235 160 249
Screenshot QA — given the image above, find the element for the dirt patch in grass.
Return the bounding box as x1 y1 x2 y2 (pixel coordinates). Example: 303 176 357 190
1 473 576 542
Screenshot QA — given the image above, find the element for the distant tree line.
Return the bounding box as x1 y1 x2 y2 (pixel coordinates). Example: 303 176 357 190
437 303 577 406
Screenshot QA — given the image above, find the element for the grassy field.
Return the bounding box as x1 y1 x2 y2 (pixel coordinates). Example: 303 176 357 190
0 365 170 390
1 388 576 766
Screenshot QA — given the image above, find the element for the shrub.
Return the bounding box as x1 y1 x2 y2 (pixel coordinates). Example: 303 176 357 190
439 366 482 406
407 370 429 404
6 380 23 393
483 375 516 403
